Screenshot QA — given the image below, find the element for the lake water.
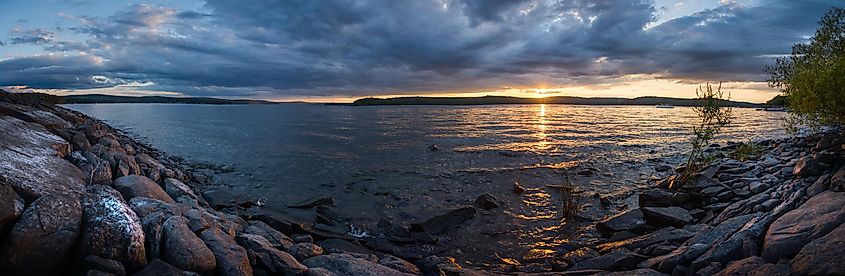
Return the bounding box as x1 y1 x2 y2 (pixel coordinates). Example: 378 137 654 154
65 103 787 267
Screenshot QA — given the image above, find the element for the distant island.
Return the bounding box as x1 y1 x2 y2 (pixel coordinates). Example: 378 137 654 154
350 95 767 107
1 91 275 105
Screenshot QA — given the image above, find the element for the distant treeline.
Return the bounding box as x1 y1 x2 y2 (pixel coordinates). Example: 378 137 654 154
0 91 274 105
351 96 766 107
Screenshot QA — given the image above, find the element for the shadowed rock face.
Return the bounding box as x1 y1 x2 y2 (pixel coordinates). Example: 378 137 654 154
78 185 147 272
0 115 85 200
790 219 845 275
0 194 83 275
303 253 415 276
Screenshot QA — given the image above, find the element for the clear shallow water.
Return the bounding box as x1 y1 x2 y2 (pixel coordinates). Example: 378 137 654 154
65 103 787 267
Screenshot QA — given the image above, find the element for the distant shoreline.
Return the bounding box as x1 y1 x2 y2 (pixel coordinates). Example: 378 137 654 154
347 95 767 107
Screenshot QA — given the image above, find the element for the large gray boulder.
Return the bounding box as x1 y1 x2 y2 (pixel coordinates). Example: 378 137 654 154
78 185 147 272
0 116 85 200
113 175 174 203
790 221 845 275
762 191 845 262
161 216 216 275
0 194 83 275
235 234 307 275
303 253 415 276
199 227 252 276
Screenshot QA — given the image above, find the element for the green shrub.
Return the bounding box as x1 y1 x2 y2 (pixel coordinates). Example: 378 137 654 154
767 7 845 128
672 83 732 189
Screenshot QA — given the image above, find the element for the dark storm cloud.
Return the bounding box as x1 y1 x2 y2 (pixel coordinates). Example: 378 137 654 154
0 0 841 97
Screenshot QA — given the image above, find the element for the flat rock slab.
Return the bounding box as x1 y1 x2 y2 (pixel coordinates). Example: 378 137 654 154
790 220 845 275
642 207 693 228
597 227 694 253
597 209 647 236
0 116 85 200
762 191 845 262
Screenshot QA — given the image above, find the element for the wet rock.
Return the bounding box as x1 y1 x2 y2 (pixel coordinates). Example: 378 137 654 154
474 193 502 210
562 247 601 264
0 184 24 234
762 191 845 262
129 197 181 219
85 255 126 276
793 156 821 176
597 227 694 253
315 206 342 225
639 189 692 208
568 250 647 271
0 194 83 275
245 220 294 250
288 196 334 209
513 182 526 194
303 253 414 276
162 216 216 275
378 255 420 274
789 221 845 275
642 207 693 228
78 185 147 272
202 189 238 209
410 206 476 235
199 227 252 276
164 178 205 206
236 234 307 275
113 175 174 203
134 259 198 276
289 242 324 261
597 209 647 237
715 256 764 276
0 116 85 200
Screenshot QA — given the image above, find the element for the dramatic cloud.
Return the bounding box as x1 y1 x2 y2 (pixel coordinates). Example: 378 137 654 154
0 0 841 99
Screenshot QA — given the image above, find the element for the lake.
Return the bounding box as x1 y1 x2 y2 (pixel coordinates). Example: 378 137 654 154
65 103 787 267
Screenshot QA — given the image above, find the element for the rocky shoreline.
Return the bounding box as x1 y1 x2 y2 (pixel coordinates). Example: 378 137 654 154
1 91 844 275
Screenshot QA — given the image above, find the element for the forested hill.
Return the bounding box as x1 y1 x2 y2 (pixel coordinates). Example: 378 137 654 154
351 95 763 107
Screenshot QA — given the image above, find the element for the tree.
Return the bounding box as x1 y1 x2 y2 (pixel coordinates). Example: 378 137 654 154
672 83 732 189
767 7 845 127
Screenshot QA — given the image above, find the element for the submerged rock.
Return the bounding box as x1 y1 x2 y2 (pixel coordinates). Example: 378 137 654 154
474 193 502 210
78 185 147 272
410 206 476 235
0 194 83 275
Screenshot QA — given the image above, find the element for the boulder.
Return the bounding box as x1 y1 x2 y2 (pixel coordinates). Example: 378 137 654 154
0 116 85 200
161 216 217 275
113 175 174 203
164 178 205 206
0 194 83 275
377 255 421 275
749 263 790 276
642 207 693 228
793 156 821 176
602 268 665 276
762 191 845 262
85 255 126 276
79 185 147 272
789 221 845 275
597 227 694 253
140 211 168 260
303 253 414 276
0 184 24 234
184 208 212 233
410 206 476 235
245 220 294 250
129 197 181 219
638 189 692 208
597 209 647 236
289 242 325 261
831 166 845 192
474 194 502 210
199 227 252 276
568 250 647 271
134 259 198 276
715 256 764 276
235 234 306 275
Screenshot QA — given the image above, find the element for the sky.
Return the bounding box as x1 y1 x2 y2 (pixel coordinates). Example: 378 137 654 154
0 0 840 103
